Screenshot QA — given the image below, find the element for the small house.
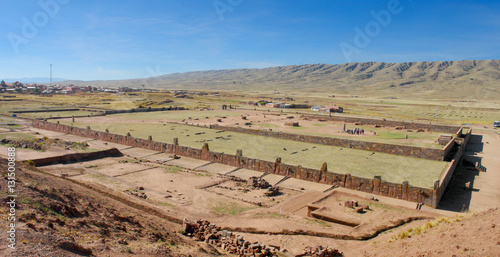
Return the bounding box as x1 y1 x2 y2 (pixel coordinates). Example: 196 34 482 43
311 105 324 111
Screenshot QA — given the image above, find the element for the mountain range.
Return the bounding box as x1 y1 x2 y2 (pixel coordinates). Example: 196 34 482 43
53 60 500 99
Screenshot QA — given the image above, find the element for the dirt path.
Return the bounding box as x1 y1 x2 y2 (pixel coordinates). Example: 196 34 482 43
467 131 500 210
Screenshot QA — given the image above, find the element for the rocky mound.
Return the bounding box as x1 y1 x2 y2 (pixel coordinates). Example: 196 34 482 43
0 137 89 151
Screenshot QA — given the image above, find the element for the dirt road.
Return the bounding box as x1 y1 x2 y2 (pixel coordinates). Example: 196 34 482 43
467 130 500 210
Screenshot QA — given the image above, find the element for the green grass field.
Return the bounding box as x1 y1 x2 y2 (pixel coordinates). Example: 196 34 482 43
60 120 447 188
283 124 447 149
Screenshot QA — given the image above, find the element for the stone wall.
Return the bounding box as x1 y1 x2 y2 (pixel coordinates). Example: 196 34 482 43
32 120 445 207
442 138 457 161
210 124 446 161
31 148 122 167
432 128 472 207
12 108 80 114
302 114 461 133
104 106 185 114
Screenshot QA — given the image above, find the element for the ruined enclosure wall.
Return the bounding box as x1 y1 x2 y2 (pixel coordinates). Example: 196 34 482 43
301 115 461 133
432 128 472 207
442 139 457 160
32 120 439 207
104 106 185 114
11 108 81 113
210 124 445 161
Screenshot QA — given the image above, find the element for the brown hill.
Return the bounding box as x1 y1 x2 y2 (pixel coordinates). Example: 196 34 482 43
67 60 500 99
0 158 220 256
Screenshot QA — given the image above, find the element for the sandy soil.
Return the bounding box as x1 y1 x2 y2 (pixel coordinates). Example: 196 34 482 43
36 152 441 241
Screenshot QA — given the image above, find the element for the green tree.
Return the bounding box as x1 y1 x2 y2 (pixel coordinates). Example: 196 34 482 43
0 80 6 87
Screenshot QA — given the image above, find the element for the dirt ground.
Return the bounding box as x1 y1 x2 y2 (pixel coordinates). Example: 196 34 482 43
10 126 445 253
233 207 500 256
37 154 438 236
5 150 460 256
466 131 500 210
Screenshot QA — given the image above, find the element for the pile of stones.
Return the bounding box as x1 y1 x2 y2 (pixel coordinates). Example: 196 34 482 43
183 219 284 256
248 177 270 189
344 200 369 213
1 138 45 150
123 189 147 199
295 245 343 256
0 138 89 151
248 177 280 197
476 163 486 172
264 186 280 197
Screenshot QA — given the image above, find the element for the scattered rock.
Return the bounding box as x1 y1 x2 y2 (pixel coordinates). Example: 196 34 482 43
57 241 93 256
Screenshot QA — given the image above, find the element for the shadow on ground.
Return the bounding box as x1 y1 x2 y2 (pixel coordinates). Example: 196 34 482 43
437 135 483 212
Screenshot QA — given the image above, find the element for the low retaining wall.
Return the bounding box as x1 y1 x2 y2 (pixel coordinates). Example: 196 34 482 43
31 148 123 167
23 106 188 120
45 114 107 120
32 120 441 207
302 115 461 133
210 124 446 161
11 108 81 114
104 106 186 114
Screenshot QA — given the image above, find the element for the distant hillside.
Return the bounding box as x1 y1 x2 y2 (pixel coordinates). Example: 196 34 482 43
67 60 500 99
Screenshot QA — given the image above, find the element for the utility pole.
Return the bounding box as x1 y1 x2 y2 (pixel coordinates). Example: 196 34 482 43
50 64 53 85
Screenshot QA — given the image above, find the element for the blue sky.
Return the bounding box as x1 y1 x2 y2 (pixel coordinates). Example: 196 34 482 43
1 0 499 81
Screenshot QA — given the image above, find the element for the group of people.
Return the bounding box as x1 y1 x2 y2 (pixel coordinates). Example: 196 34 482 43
346 127 364 135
